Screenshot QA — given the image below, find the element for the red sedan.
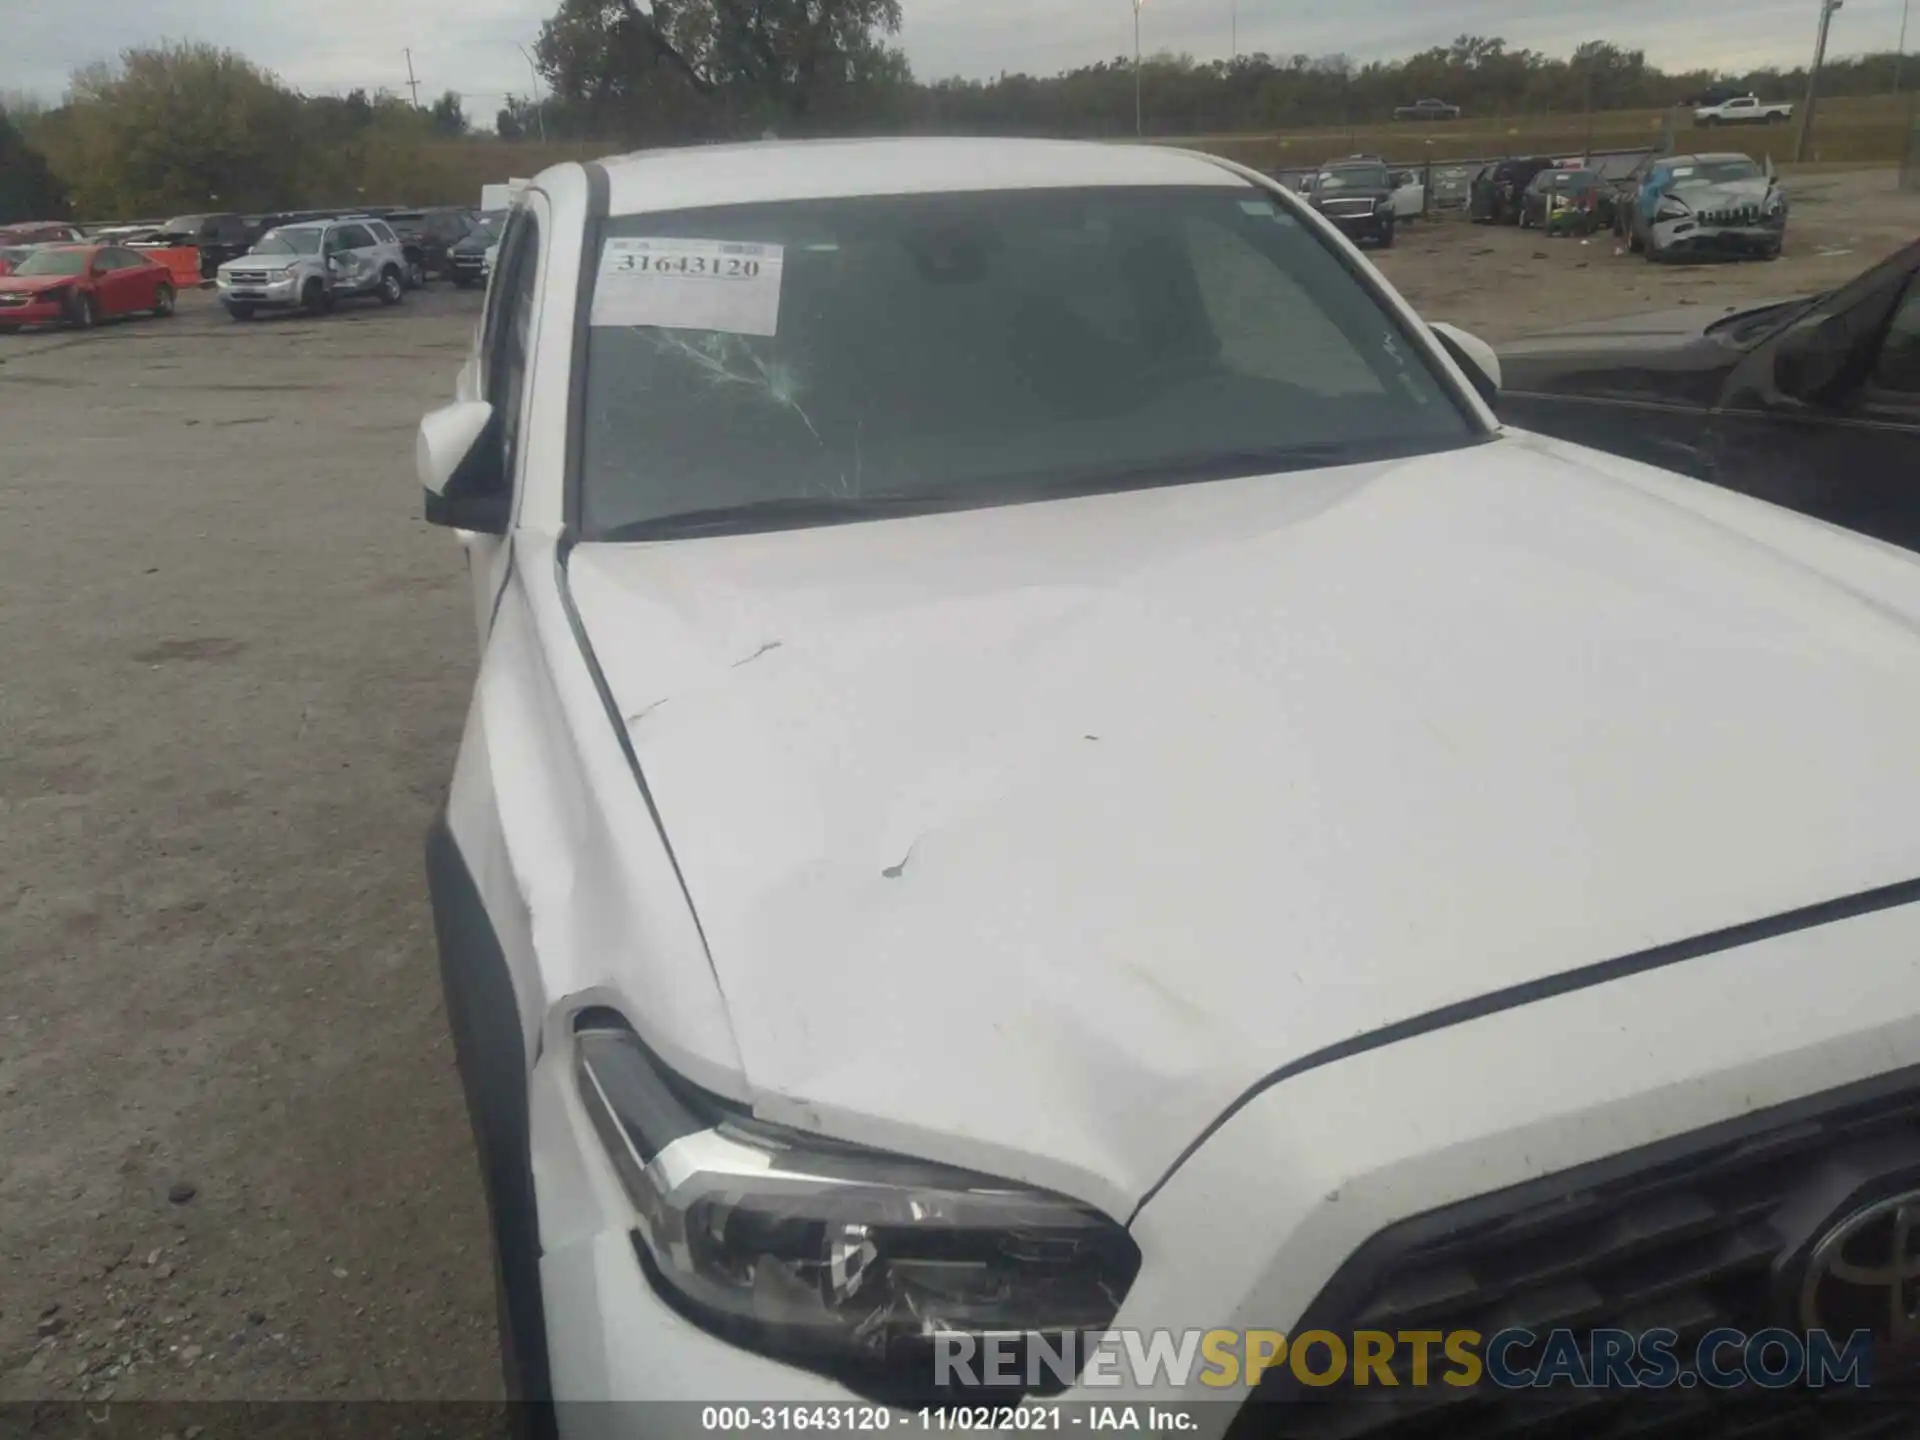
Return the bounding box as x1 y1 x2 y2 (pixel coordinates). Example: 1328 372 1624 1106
0 245 177 330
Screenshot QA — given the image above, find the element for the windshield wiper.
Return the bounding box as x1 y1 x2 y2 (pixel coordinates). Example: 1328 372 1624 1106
597 495 970 541
592 439 1469 542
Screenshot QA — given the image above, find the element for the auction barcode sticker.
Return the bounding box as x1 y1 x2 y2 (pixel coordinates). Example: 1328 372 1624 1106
592 238 785 335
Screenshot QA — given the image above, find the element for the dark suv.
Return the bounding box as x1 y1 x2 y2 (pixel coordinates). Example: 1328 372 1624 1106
1307 161 1398 247
1469 157 1558 225
155 213 254 278
384 208 476 287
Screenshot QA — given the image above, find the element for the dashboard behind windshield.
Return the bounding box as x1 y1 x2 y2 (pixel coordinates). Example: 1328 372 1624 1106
13 249 90 277
1319 168 1390 190
577 185 1479 538
253 230 322 256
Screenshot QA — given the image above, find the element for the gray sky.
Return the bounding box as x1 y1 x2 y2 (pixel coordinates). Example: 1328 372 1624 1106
2 0 1912 111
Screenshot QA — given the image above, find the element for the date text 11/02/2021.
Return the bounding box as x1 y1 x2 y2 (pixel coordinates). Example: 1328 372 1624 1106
700 1406 1196 1432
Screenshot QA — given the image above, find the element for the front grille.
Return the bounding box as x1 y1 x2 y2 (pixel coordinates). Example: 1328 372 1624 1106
227 270 272 284
0 294 30 307
1230 1072 1920 1440
1699 205 1764 226
1322 201 1376 217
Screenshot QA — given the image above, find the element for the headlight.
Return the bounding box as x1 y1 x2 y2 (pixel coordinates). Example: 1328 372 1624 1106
573 1011 1140 1399
1655 198 1690 221
1766 193 1786 215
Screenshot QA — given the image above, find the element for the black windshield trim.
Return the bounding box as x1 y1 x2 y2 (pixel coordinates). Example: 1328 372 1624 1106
595 432 1494 542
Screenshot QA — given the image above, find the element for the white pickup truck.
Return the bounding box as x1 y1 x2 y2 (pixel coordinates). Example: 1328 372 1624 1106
1693 95 1794 126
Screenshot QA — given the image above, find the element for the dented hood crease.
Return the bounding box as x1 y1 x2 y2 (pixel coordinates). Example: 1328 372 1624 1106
564 441 1920 1211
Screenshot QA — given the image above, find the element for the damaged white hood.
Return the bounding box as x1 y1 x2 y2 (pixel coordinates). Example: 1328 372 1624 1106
565 436 1920 1212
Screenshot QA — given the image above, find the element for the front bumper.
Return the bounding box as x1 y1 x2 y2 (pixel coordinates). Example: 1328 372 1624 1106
448 256 488 284
217 274 303 309
0 293 70 327
1652 214 1786 256
1318 209 1394 242
523 893 1920 1436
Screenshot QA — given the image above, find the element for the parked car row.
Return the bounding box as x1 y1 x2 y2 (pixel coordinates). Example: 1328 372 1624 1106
0 202 506 332
57 204 492 291
1467 147 1785 262
214 215 412 320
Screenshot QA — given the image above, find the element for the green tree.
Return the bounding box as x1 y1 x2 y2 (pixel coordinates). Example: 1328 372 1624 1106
39 43 309 216
535 0 906 134
0 106 68 222
429 89 468 136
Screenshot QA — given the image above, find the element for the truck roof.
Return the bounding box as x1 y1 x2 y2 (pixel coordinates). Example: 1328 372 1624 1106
598 138 1245 217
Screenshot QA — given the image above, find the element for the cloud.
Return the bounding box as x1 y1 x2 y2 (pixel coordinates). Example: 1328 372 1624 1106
5 0 1910 105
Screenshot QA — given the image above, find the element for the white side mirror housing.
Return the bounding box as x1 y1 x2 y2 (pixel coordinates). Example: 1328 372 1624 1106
417 400 495 497
1430 322 1502 398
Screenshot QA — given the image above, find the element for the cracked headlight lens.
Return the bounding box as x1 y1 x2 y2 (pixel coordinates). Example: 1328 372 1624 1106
573 1011 1140 1398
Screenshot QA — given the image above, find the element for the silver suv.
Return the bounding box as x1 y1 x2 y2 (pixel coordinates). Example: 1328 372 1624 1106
215 217 409 320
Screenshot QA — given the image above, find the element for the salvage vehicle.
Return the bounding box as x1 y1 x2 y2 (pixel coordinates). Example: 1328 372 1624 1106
0 244 176 329
1499 237 1920 549
418 137 1920 1436
446 213 503 288
155 212 254 277
386 207 478 287
1694 94 1793 126
0 221 81 246
1391 97 1460 120
1517 166 1605 234
1469 155 1556 224
1618 151 1785 261
214 217 409 320
1305 158 1397 245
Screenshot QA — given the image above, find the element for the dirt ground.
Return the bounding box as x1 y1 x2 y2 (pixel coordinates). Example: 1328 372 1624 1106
1376 165 1920 342
0 168 1914 1410
0 286 503 1409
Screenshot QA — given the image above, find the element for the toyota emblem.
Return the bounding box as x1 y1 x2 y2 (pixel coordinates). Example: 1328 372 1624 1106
1800 1191 1920 1348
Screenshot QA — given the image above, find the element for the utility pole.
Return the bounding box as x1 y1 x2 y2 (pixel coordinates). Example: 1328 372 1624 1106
404 48 422 108
1583 62 1595 160
1896 0 1911 96
516 43 548 142
1134 0 1144 136
1231 0 1237 61
1796 0 1843 162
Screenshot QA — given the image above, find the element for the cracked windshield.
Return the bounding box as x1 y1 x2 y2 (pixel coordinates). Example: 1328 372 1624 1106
580 188 1472 535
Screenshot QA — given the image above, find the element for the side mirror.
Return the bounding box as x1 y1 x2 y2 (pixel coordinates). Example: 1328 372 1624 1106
418 400 509 533
1429 322 1502 407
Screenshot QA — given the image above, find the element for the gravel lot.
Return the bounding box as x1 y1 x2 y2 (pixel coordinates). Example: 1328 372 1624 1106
0 167 1914 1406
0 286 501 1407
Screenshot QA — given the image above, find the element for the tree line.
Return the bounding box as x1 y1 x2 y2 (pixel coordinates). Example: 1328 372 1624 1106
1 2 1913 222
